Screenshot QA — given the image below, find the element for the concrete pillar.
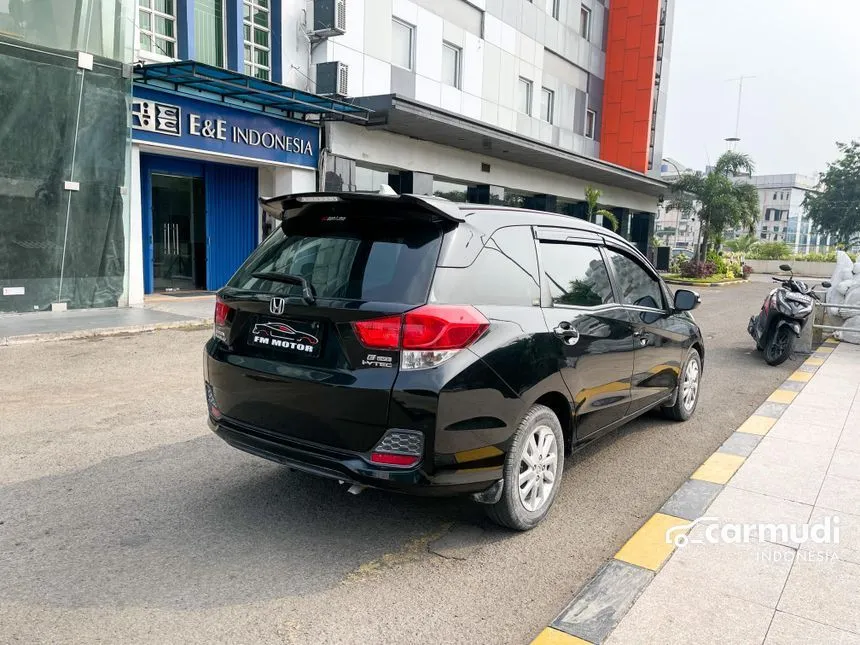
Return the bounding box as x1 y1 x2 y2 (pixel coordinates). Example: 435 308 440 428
388 171 434 195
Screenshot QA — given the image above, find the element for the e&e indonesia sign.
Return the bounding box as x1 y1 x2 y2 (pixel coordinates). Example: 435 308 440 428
131 86 319 168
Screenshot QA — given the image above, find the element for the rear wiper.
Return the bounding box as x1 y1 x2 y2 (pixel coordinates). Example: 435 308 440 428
252 272 316 305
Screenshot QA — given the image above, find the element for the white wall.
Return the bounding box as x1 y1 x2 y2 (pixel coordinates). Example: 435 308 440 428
280 0 314 91
327 122 658 213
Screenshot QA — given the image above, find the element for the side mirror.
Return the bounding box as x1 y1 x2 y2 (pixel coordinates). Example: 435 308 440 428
674 289 700 312
779 264 792 272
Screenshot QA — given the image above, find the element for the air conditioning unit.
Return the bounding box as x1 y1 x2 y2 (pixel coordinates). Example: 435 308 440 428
317 61 348 98
314 0 347 37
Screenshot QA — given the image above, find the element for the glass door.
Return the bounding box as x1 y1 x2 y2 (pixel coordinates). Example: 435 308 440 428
151 174 206 292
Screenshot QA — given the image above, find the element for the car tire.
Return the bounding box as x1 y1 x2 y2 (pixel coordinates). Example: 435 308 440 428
663 347 702 421
485 404 564 531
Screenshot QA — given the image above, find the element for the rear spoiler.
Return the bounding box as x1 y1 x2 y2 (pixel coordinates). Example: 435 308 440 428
259 192 467 223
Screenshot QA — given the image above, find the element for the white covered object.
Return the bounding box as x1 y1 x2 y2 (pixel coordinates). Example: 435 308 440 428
839 286 860 319
836 315 860 344
828 251 855 304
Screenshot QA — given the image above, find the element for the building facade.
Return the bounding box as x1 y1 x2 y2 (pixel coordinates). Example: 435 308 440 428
314 0 675 257
0 0 134 313
1 0 676 311
737 174 828 252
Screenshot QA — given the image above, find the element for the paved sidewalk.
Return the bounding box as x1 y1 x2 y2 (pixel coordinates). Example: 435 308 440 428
0 295 213 345
537 339 860 645
612 341 860 644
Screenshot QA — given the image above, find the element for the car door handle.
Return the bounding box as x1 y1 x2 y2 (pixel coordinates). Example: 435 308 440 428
553 325 580 346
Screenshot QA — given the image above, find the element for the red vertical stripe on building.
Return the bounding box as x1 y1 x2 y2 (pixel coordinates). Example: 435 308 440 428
600 0 661 173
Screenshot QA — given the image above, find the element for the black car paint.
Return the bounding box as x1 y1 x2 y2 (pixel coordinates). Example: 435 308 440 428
205 201 704 496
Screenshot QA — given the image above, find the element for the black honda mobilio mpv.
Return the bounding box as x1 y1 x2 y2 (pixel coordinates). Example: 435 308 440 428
204 192 704 530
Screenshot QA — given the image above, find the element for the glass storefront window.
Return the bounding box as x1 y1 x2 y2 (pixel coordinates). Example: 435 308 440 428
0 0 133 62
243 0 270 80
195 0 225 68
355 166 391 192
433 179 468 202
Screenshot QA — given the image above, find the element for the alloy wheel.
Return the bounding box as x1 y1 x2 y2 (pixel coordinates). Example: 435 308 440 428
518 426 558 512
682 357 700 411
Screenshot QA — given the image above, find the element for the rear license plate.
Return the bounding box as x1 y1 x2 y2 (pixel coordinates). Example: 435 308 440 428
248 318 323 357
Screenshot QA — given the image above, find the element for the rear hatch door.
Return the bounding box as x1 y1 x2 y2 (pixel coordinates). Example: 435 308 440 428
209 199 450 453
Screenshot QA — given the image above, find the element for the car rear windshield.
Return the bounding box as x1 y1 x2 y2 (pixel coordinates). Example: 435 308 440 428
228 205 444 304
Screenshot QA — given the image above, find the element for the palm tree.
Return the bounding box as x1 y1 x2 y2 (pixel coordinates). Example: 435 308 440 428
724 234 758 253
585 186 620 232
667 151 760 261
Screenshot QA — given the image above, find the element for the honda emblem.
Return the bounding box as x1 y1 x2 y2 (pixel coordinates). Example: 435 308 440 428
270 297 286 315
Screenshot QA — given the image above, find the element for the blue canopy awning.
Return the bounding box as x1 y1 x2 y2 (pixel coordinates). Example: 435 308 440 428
133 61 371 123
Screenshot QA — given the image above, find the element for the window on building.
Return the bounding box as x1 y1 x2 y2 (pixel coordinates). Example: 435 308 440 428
540 88 554 123
442 42 461 88
773 226 780 233
195 0 225 67
243 0 270 80
585 109 596 139
774 211 782 221
760 232 767 239
580 5 592 40
392 18 414 70
518 77 533 115
540 243 615 307
773 192 778 200
551 0 560 19
764 210 770 221
139 0 176 58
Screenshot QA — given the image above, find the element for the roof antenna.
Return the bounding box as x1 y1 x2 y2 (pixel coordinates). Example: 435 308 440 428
378 184 398 196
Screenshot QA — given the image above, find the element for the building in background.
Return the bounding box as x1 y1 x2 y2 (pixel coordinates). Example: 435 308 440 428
2 0 678 311
313 0 675 256
726 174 829 252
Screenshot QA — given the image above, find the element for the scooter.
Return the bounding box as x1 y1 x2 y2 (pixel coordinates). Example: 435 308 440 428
748 264 830 366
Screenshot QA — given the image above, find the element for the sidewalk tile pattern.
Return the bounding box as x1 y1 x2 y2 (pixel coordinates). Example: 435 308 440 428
536 340 858 645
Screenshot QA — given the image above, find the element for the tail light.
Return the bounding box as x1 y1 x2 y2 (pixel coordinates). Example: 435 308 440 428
214 297 231 326
352 305 489 369
370 429 424 468
213 297 233 340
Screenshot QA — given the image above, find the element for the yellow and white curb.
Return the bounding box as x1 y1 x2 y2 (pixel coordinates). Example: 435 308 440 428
531 338 839 645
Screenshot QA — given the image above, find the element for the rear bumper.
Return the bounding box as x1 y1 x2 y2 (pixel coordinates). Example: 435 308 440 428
208 415 502 497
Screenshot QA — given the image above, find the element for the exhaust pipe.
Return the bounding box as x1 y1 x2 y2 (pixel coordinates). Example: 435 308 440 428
347 484 366 495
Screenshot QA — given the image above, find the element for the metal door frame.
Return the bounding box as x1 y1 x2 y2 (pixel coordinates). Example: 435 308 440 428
140 154 205 294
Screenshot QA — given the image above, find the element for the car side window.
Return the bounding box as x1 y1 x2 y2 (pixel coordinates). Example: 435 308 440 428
539 242 615 307
604 249 665 309
431 226 540 306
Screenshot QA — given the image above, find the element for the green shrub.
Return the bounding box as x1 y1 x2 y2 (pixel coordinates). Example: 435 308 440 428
706 250 727 274
747 241 792 260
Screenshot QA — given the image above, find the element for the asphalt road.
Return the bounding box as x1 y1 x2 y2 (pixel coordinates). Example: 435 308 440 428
0 282 798 645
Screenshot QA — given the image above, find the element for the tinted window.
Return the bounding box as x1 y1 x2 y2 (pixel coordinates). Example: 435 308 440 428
540 243 614 307
229 209 442 304
432 226 539 306
605 249 665 309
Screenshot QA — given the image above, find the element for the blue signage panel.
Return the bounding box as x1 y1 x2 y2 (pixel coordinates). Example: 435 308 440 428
131 86 319 168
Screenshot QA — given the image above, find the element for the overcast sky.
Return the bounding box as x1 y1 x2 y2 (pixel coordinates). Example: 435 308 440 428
664 0 860 178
